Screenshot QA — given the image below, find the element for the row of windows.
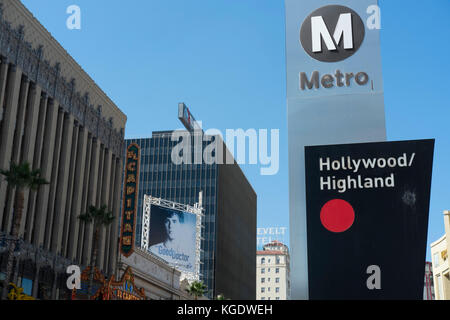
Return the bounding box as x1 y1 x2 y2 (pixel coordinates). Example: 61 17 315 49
137 141 210 153
140 162 217 173
128 138 178 149
138 195 216 207
260 268 280 274
139 142 217 153
260 257 282 264
144 148 209 157
136 137 216 149
260 297 280 300
139 187 216 198
140 172 216 184
139 166 216 179
138 187 214 199
139 178 217 189
261 277 280 283
138 186 215 198
128 138 219 155
260 287 280 293
128 138 172 149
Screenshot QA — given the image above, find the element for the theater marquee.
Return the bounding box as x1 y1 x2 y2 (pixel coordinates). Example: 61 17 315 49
120 143 141 257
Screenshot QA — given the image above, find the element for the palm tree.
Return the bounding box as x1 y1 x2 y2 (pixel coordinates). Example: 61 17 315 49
78 205 114 299
0 162 48 300
186 280 207 300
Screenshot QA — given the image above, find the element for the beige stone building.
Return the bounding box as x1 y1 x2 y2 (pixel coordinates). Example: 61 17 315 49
0 0 126 299
256 240 290 300
430 210 450 300
117 247 192 300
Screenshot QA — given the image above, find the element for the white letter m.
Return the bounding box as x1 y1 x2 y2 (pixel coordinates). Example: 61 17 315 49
311 13 353 52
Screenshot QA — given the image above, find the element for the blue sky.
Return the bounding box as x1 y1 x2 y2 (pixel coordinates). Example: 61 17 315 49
20 0 450 259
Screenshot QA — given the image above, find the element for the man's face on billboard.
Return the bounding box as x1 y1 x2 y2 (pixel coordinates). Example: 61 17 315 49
164 213 181 241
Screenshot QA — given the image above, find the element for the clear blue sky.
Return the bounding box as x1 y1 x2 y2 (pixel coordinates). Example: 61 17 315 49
21 0 450 259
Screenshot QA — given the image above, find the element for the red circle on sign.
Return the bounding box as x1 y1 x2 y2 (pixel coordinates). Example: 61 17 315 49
320 199 355 233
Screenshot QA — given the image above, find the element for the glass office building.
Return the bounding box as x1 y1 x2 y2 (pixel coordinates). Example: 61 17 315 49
126 131 218 298
125 130 256 299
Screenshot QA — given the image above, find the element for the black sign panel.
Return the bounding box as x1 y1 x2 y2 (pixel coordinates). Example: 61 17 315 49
305 139 434 299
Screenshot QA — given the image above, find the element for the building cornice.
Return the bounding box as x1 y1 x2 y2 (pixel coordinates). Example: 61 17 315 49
431 234 447 248
0 2 125 157
117 261 188 299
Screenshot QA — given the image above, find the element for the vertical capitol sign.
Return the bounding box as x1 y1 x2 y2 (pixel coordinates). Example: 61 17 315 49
120 144 141 257
285 0 386 299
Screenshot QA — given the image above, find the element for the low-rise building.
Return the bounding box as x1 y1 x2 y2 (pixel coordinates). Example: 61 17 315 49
117 247 191 300
430 210 450 300
256 240 290 300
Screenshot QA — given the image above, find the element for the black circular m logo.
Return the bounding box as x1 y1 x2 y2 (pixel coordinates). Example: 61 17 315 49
300 5 365 63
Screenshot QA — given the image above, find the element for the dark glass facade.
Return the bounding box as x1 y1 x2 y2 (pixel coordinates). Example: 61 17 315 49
125 130 256 299
125 131 218 297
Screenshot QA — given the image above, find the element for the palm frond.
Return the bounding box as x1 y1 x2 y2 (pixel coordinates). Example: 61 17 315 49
78 213 92 223
0 162 48 190
79 205 114 226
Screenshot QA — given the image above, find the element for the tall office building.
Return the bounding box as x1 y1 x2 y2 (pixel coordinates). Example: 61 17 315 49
256 240 291 300
0 0 126 299
125 126 256 299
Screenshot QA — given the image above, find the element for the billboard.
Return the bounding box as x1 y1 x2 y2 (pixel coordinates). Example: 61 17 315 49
143 203 199 274
178 102 201 132
285 0 387 299
304 139 434 299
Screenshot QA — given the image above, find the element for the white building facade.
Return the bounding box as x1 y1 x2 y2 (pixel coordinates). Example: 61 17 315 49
117 247 191 300
256 241 290 300
430 210 450 300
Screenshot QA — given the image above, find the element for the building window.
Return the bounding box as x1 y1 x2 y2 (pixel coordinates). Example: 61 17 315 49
261 287 265 293
261 278 265 283
261 268 265 274
276 278 279 283
434 252 440 267
437 275 444 300
268 278 270 282
268 259 271 263
261 297 265 300
276 287 280 293
268 268 270 272
276 268 279 274
261 258 265 264
276 297 280 300
268 287 270 292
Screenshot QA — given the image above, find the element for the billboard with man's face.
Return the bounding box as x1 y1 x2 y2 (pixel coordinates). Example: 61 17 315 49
145 204 198 273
